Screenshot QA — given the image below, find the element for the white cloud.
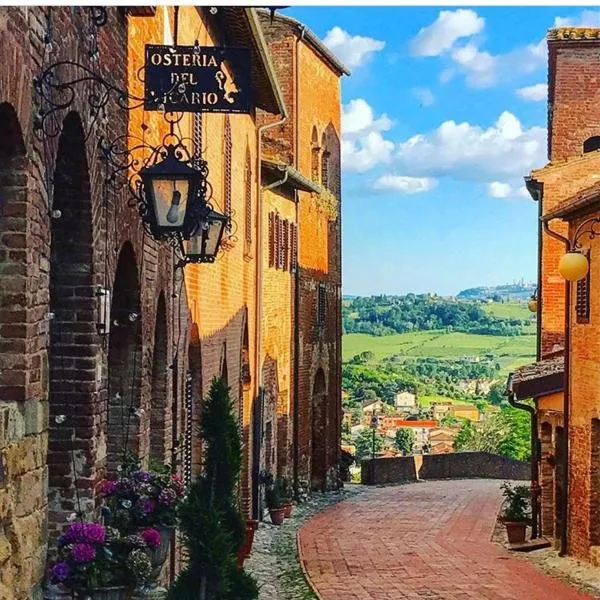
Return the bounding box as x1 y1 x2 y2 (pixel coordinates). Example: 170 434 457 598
342 132 394 172
554 9 600 27
488 182 530 200
516 83 548 102
411 9 484 57
323 26 385 69
412 87 435 107
342 99 392 138
395 111 546 182
450 44 497 87
374 174 438 194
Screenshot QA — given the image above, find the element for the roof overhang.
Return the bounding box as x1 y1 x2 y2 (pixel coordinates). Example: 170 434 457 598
542 181 600 222
257 9 350 77
507 356 564 400
261 159 321 193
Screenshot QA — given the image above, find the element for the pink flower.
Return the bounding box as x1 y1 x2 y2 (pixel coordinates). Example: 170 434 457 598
71 542 96 563
141 528 161 549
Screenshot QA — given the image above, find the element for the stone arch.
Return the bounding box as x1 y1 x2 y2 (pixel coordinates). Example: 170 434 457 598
47 111 98 530
0 102 28 398
584 136 600 154
107 241 142 473
322 123 341 197
311 367 328 491
262 357 279 477
311 125 320 183
149 291 168 465
187 323 203 479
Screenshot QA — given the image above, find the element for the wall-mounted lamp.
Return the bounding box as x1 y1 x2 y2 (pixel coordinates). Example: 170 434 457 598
96 286 111 335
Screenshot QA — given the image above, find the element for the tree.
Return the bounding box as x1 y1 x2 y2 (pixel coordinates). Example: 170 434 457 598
354 428 384 463
394 428 415 455
487 382 506 406
168 377 258 600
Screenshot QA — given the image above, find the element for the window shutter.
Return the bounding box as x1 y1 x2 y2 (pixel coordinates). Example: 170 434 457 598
283 220 289 271
576 250 591 323
224 117 232 230
244 151 252 247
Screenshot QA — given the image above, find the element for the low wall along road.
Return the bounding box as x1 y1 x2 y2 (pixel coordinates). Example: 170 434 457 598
361 451 530 485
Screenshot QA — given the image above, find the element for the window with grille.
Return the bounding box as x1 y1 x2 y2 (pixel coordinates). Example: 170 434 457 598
576 251 591 323
321 150 329 190
318 283 326 328
311 126 320 183
224 116 232 230
244 148 252 249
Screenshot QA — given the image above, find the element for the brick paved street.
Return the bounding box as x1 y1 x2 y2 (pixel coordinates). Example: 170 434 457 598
298 480 593 600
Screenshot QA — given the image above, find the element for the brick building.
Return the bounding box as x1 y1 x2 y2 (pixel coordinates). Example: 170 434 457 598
0 6 343 597
257 11 348 494
512 27 600 560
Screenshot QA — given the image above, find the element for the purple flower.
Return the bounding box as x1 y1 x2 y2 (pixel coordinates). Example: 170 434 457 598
51 561 70 582
99 480 117 495
134 470 153 483
158 489 176 507
83 523 106 545
142 499 155 514
63 522 106 545
71 542 96 564
141 528 161 549
56 534 68 548
116 478 134 493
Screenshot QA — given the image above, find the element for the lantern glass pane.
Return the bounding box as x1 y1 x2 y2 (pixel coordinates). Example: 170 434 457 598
152 178 189 228
186 231 204 259
204 218 224 257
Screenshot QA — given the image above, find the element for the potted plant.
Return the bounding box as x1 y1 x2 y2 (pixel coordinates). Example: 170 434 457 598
48 521 153 599
500 482 531 544
278 477 293 518
236 519 259 568
265 478 285 525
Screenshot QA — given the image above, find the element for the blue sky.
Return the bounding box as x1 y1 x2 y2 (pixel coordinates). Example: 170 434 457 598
284 6 600 296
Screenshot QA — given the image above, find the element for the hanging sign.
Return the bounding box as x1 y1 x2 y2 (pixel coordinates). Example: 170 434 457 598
144 45 252 114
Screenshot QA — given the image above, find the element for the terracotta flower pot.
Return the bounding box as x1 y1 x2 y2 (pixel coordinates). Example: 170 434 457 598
269 507 286 525
236 520 260 567
282 503 293 518
505 521 528 544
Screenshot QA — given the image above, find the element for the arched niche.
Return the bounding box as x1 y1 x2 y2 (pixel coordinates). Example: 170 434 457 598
149 291 168 465
106 241 142 474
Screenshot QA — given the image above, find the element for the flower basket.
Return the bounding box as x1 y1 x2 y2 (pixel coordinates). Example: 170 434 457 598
236 520 259 567
268 507 286 526
147 527 173 569
87 586 129 600
282 503 293 518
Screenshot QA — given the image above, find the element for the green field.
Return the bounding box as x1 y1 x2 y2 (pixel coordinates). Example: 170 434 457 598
481 301 533 320
342 330 536 378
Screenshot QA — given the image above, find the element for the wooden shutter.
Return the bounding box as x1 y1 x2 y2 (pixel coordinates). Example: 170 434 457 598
576 250 591 323
291 224 298 273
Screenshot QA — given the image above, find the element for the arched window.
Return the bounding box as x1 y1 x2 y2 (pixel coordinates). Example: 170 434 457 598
244 145 252 249
584 136 600 153
311 126 320 183
320 131 330 190
224 116 232 229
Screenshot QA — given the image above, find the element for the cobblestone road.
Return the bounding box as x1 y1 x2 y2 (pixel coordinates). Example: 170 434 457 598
298 479 593 600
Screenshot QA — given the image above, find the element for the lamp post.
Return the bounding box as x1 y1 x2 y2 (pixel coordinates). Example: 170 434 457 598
181 210 229 264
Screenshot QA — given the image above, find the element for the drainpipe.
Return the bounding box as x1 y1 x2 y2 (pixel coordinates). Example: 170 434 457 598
292 25 306 495
543 219 571 556
507 375 539 540
254 114 288 519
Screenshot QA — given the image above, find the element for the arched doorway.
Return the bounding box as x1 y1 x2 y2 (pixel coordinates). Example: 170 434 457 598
311 368 327 491
47 111 97 528
107 242 141 473
149 292 168 465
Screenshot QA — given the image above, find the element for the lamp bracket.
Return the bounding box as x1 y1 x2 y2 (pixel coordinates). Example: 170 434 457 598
573 216 600 251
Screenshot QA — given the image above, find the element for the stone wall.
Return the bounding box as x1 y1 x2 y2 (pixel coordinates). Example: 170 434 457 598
361 452 531 486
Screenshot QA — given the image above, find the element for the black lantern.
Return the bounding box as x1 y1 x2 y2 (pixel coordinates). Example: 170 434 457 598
139 144 206 239
183 210 229 263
